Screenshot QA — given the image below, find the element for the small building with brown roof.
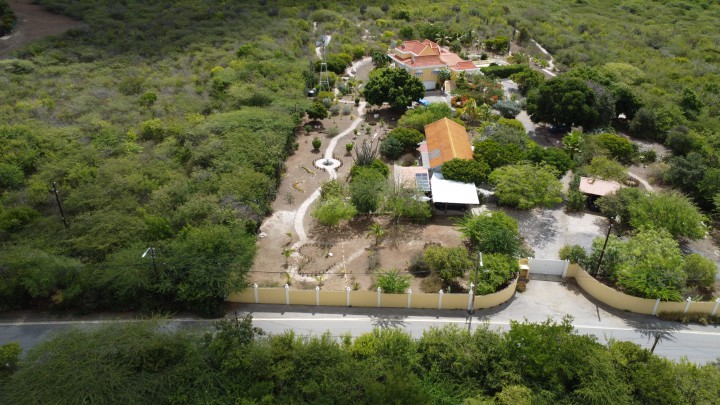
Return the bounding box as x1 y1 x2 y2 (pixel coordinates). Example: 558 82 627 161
389 39 481 90
419 117 473 171
579 176 623 211
578 177 622 197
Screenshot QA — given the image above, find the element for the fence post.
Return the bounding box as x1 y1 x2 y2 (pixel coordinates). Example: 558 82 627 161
253 283 258 304
377 287 381 307
346 286 351 307
712 298 720 316
315 286 320 306
651 298 660 316
438 289 444 310
407 289 412 308
683 297 692 314
285 284 290 305
467 283 474 311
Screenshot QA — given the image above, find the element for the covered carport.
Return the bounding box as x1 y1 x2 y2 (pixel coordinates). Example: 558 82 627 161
430 172 479 213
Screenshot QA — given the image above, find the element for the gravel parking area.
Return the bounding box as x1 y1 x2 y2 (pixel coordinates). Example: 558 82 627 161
496 205 607 260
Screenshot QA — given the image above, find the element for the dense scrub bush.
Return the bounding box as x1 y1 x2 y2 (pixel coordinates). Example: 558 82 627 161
7 317 719 404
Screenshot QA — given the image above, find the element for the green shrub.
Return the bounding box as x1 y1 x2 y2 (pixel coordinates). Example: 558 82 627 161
565 189 587 212
376 270 411 294
683 253 718 291
0 59 34 74
441 158 490 185
386 127 424 151
480 64 529 78
0 0 16 36
423 245 472 285
380 136 404 160
639 150 657 164
0 163 24 190
474 253 519 295
493 100 521 118
558 245 587 264
138 92 157 107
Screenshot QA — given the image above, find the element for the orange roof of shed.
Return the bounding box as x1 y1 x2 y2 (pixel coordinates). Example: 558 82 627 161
424 118 473 168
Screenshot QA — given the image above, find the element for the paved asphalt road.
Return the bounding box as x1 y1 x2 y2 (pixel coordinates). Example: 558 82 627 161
2 304 720 364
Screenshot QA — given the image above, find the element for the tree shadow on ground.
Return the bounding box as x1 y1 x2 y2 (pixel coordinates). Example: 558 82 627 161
561 278 689 349
370 314 407 329
384 221 424 250
625 316 685 353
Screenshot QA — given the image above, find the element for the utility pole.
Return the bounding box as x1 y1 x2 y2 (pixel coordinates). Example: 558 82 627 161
470 252 483 315
143 247 158 279
593 218 614 277
51 181 68 228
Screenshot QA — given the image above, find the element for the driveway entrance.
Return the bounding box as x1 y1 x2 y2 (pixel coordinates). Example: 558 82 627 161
528 258 568 277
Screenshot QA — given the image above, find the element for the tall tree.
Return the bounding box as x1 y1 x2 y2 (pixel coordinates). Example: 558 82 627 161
489 163 563 209
456 211 521 256
371 50 390 68
363 68 425 110
526 77 601 129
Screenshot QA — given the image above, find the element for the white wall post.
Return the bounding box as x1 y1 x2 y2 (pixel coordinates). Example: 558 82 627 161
407 289 412 308
712 298 720 316
315 286 320 306
377 287 381 307
438 289 444 310
683 297 692 314
467 283 475 311
652 298 660 316
253 283 258 304
561 260 570 278
284 284 290 305
346 286 351 307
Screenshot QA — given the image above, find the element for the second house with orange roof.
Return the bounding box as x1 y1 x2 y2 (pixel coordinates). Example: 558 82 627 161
388 39 481 90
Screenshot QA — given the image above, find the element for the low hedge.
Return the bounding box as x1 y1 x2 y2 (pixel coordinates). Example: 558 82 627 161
658 311 720 325
480 64 530 79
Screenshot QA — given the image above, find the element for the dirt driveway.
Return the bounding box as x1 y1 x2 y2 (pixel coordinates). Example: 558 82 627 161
0 0 84 57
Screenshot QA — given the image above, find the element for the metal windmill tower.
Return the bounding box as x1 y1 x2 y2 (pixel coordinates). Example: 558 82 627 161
317 35 331 91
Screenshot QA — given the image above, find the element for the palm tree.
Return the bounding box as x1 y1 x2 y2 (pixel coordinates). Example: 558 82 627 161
366 223 387 246
460 29 475 48
458 99 492 124
435 34 452 47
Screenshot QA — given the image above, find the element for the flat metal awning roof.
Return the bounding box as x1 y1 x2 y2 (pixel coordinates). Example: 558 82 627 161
430 172 479 204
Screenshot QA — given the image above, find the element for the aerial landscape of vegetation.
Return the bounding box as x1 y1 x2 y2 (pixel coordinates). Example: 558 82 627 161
2 0 720 402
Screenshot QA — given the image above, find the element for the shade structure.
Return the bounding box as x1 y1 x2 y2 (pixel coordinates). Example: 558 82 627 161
430 172 479 205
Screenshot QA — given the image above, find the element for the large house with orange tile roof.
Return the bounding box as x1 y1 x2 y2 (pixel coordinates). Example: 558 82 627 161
388 39 481 90
419 117 473 171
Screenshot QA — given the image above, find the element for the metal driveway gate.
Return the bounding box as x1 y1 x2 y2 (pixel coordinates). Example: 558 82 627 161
528 258 569 277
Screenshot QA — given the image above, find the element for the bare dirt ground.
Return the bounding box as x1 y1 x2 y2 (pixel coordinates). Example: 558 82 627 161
0 0 85 57
249 91 467 293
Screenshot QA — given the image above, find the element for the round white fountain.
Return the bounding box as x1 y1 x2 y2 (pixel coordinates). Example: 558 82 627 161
314 157 341 171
